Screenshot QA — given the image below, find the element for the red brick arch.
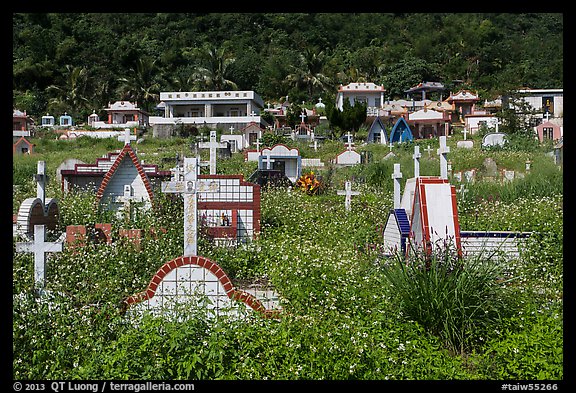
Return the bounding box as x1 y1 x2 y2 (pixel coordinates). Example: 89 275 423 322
123 255 279 318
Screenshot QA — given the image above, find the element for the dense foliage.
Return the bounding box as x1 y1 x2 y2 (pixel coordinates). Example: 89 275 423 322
13 13 563 123
13 133 563 381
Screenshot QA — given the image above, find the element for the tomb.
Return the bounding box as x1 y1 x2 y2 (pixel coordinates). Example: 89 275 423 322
333 133 361 166
365 116 388 144
388 117 414 143
257 144 302 184
15 161 59 238
13 136 35 155
482 132 507 148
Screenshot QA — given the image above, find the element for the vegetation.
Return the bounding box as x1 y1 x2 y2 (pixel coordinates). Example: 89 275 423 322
12 132 562 381
13 13 563 124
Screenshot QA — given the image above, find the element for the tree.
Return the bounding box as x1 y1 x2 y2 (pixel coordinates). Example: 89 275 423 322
285 47 333 102
46 65 90 119
116 57 161 113
189 43 238 91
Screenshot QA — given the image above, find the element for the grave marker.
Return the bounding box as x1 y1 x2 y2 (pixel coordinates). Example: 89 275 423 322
337 181 360 211
118 128 137 145
263 152 275 170
161 157 219 256
412 146 421 178
437 136 450 179
392 163 403 209
16 224 63 296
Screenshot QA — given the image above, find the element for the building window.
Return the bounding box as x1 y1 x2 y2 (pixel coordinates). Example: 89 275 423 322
543 127 554 140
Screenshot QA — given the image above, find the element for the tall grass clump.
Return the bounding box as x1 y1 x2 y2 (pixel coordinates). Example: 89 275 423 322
380 240 515 355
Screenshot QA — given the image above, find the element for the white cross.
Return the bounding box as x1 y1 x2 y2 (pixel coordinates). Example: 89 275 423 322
380 130 386 145
300 112 306 124
114 184 142 221
462 127 468 141
544 111 550 122
208 130 218 175
310 139 318 152
412 146 421 178
425 145 433 158
229 126 235 134
392 163 403 209
250 110 257 119
161 157 219 256
262 152 275 170
255 138 262 153
118 128 137 145
337 181 360 211
495 118 502 133
437 136 450 179
346 132 353 151
16 224 63 296
34 161 48 204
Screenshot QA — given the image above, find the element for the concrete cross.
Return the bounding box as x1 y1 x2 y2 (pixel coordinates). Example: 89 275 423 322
229 126 235 134
208 130 218 175
392 163 403 209
263 152 275 170
412 146 421 178
424 144 433 158
118 128 137 145
346 132 353 151
161 157 219 256
300 112 306 124
34 161 48 204
462 127 468 141
114 184 142 221
337 181 360 211
255 138 262 153
16 224 63 296
437 136 450 179
495 118 502 133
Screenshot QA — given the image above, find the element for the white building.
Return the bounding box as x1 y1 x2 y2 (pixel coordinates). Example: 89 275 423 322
92 101 149 129
512 88 563 119
336 82 386 114
149 90 267 136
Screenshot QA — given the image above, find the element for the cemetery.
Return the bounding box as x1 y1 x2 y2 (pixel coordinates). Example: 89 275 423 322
12 13 563 383
13 121 563 381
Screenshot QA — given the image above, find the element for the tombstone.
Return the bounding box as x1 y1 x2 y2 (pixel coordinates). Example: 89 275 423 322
424 145 433 158
502 169 515 183
412 146 421 178
437 135 450 179
15 224 63 296
457 140 474 149
16 161 60 237
118 128 137 145
482 132 507 148
482 157 499 178
161 157 219 256
258 145 302 184
337 181 360 211
392 163 403 209
409 177 461 256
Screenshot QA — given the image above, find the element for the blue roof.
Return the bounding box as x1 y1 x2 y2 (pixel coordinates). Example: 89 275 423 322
393 209 411 235
389 117 414 143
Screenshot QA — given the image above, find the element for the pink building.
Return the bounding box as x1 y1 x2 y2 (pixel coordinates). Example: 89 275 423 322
535 120 562 142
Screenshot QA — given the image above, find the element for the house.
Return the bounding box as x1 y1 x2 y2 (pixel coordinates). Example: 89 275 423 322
365 116 388 144
59 112 73 127
41 113 55 127
404 81 446 101
446 90 480 125
13 109 33 133
257 144 302 184
150 90 267 138
535 118 562 142
60 146 171 195
92 101 149 129
389 117 414 143
408 106 451 139
336 82 386 114
513 88 563 119
13 136 35 155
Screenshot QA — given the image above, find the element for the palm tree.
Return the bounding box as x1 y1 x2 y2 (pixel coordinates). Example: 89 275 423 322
117 57 161 112
46 64 90 118
190 44 238 91
285 48 333 102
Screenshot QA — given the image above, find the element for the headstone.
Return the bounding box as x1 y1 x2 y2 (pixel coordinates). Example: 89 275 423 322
392 163 403 209
424 145 433 158
118 128 137 145
457 140 474 149
482 157 498 178
412 146 421 178
502 169 515 183
337 181 360 211
437 136 450 179
482 132 507 148
161 157 219 256
15 224 63 296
